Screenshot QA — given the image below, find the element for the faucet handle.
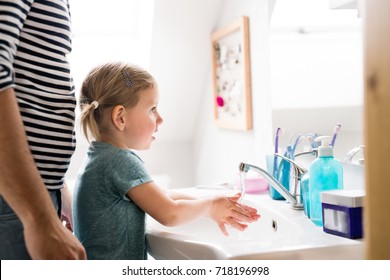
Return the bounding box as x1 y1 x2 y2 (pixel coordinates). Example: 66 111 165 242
344 145 365 163
274 153 308 175
294 149 318 159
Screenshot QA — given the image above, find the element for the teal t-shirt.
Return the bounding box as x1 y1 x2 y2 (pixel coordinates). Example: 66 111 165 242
73 141 153 260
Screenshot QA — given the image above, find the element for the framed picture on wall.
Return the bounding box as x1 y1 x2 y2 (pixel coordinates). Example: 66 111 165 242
211 16 252 130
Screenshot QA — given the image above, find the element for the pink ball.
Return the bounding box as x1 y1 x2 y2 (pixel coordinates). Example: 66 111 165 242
216 96 224 107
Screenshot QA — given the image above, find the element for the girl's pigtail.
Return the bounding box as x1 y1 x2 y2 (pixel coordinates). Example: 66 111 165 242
80 101 100 142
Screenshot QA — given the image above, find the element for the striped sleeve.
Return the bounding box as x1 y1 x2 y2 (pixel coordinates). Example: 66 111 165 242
0 0 33 91
1 0 76 189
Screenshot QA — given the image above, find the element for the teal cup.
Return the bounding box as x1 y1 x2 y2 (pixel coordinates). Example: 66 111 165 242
266 154 291 200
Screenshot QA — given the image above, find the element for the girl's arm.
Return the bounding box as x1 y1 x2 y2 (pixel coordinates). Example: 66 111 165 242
127 182 260 236
167 191 196 200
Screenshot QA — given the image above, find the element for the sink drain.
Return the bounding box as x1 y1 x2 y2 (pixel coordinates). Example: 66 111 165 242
272 219 278 232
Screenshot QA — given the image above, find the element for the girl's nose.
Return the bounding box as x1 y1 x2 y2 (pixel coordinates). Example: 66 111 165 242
157 113 163 124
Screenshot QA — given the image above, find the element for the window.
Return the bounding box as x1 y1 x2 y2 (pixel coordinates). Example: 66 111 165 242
69 0 155 107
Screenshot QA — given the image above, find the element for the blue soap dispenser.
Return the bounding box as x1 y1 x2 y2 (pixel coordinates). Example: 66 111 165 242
309 136 343 226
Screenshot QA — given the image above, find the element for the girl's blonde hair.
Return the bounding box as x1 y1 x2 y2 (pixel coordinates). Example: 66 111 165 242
79 62 156 141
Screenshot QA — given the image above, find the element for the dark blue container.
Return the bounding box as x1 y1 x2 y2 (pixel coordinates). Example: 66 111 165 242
321 190 364 239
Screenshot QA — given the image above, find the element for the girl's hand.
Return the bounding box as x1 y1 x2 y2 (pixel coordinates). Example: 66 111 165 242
209 193 260 236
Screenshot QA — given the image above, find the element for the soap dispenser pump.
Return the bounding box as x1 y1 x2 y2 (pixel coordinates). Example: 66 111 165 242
309 136 343 226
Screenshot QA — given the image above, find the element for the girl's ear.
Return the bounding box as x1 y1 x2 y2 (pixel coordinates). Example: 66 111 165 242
111 105 126 131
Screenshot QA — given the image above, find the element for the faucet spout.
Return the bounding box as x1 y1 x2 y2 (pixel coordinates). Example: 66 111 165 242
239 161 304 210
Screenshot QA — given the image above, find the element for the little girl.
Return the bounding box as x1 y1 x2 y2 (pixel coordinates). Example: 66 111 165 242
73 62 260 260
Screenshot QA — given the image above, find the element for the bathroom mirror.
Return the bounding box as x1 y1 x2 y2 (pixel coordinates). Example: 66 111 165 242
269 0 363 160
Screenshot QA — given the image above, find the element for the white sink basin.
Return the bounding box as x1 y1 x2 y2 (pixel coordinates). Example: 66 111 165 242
146 188 364 259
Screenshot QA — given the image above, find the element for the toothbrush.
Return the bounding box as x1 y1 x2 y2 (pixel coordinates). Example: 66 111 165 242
306 133 314 149
330 123 341 147
274 127 283 155
307 133 320 149
273 127 283 175
292 134 305 158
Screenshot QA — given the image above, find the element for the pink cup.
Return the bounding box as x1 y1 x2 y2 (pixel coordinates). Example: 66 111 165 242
236 177 268 194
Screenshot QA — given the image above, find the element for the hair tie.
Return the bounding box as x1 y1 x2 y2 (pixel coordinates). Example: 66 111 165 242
91 101 99 110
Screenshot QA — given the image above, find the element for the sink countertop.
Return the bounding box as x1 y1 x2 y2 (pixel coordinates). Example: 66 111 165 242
146 187 364 260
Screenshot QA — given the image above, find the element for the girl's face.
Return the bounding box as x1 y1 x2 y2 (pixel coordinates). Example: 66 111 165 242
123 86 163 150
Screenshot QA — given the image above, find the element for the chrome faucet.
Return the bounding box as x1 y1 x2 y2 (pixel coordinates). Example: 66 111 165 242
294 149 317 159
239 153 308 210
344 145 365 164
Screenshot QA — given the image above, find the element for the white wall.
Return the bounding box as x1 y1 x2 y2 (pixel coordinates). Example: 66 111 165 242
270 31 363 109
269 0 364 161
193 0 274 185
136 140 194 188
141 0 274 188
148 0 224 142
140 0 226 187
192 0 364 186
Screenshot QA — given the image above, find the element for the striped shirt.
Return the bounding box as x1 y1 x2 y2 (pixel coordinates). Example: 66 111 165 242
0 0 75 189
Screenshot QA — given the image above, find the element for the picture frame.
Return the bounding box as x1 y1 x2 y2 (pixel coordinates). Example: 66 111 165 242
211 16 252 130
